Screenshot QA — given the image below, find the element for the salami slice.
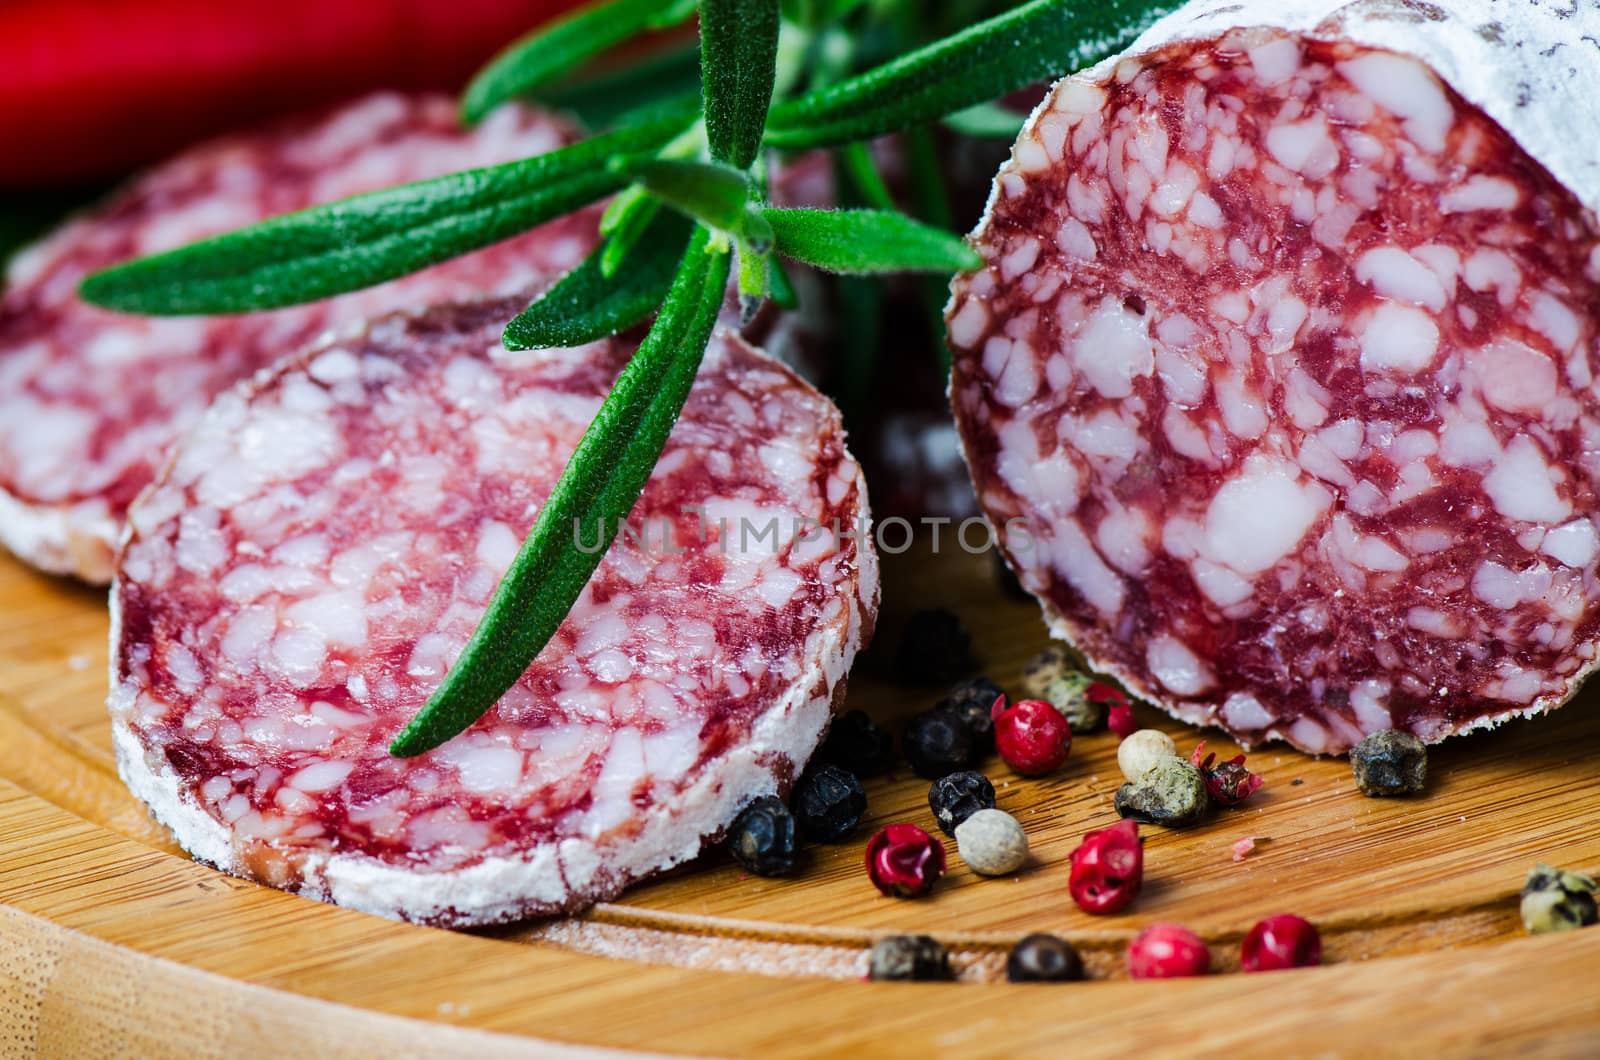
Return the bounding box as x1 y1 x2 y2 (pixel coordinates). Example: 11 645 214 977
0 93 600 583
947 0 1600 753
110 299 877 925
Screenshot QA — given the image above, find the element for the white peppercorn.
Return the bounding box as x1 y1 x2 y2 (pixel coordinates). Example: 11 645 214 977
954 808 1029 876
1117 728 1178 782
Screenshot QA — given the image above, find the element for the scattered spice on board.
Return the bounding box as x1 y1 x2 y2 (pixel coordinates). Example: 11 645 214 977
865 823 947 897
1068 819 1143 915
727 797 800 877
928 770 996 836
791 765 867 842
954 808 1029 876
1231 836 1259 862
1006 934 1084 983
869 935 952 982
1115 756 1209 829
1128 923 1211 979
1117 729 1177 782
933 676 1002 756
1521 864 1599 935
1350 730 1428 797
1190 741 1264 807
1241 915 1322 972
903 709 975 779
991 696 1072 776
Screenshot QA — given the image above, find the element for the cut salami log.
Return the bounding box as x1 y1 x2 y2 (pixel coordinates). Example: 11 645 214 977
947 0 1600 753
109 299 877 926
0 92 600 583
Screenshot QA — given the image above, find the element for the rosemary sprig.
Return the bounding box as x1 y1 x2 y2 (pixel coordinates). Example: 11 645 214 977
80 0 1173 754
391 227 730 756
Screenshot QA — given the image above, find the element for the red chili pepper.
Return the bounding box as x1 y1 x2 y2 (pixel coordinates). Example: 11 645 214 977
0 0 587 189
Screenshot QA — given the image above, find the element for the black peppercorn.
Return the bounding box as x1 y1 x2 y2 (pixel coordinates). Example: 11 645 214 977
902 709 974 779
792 764 867 842
1006 933 1084 982
868 934 952 981
933 676 1003 756
727 796 799 876
816 709 895 777
893 609 977 686
1350 729 1427 796
928 770 996 836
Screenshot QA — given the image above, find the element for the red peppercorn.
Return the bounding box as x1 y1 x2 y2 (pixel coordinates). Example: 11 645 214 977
1067 819 1143 915
1241 914 1322 972
1190 741 1264 807
864 823 947 897
1093 683 1137 739
1127 923 1210 979
991 696 1071 776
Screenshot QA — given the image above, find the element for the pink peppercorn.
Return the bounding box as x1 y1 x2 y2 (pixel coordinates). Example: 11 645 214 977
1096 684 1137 739
1127 923 1210 979
1068 819 1144 915
1241 914 1322 972
991 696 1072 776
864 823 946 897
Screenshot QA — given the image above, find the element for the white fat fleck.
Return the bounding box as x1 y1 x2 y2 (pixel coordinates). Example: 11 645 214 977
1542 519 1600 568
1221 691 1273 730
1065 409 1141 463
1162 407 1213 463
1074 298 1155 399
1050 518 1125 616
1055 217 1099 260
1248 36 1301 84
1337 52 1453 154
1354 247 1448 312
1215 372 1268 439
1187 192 1223 228
944 275 990 339
1483 436 1571 524
450 746 526 795
289 760 354 794
475 521 522 576
1529 294 1582 354
983 335 1041 407
284 591 368 649
1440 176 1520 213
1407 607 1462 637
996 418 1081 514
1191 558 1255 607
1146 635 1214 695
1349 680 1392 731
1150 162 1199 219
1265 116 1339 178
1359 302 1439 375
270 626 328 688
1472 560 1550 610
1094 507 1152 575
1203 457 1329 575
1000 236 1041 281
1265 297 1308 351
1331 514 1408 572
1469 338 1558 414
1437 413 1501 468
1463 250 1520 304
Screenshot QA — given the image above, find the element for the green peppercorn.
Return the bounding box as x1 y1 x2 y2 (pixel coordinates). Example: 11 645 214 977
1114 755 1209 829
1040 670 1106 733
868 934 952 981
1521 864 1599 935
1021 647 1072 699
1350 729 1427 797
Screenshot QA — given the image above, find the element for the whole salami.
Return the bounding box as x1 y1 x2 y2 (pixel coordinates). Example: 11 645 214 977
110 299 877 926
947 0 1600 753
0 93 600 583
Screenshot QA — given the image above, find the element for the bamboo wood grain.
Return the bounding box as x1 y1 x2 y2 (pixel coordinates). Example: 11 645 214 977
1 547 1597 1054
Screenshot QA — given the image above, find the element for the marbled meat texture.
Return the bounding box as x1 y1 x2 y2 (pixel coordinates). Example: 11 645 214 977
0 92 600 583
947 30 1600 754
110 300 878 925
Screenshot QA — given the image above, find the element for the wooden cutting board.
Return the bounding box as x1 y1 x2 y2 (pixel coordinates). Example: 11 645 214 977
2 542 1597 1057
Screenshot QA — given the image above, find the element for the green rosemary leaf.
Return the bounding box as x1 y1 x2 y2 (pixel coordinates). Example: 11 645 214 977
391 226 731 757
538 42 704 131
503 209 693 350
780 0 872 28
701 0 781 169
768 257 799 310
80 107 696 315
764 207 980 275
615 157 752 233
941 100 1028 139
461 0 700 125
764 0 1179 147
836 142 896 212
599 196 663 277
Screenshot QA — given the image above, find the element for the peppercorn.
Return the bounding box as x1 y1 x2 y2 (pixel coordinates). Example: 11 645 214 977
893 608 976 686
933 676 1002 756
727 796 799 876
817 709 895 777
1350 729 1427 796
928 770 995 836
864 823 947 897
1006 933 1084 982
1040 670 1107 734
1127 923 1210 979
869 934 952 981
1068 819 1143 915
1117 728 1177 782
992 696 1072 776
1521 864 1599 935
1107 702 1138 740
1191 741 1264 807
903 709 974 779
1021 647 1072 698
1241 914 1322 972
1114 755 1209 829
791 764 866 842
955 808 1029 876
